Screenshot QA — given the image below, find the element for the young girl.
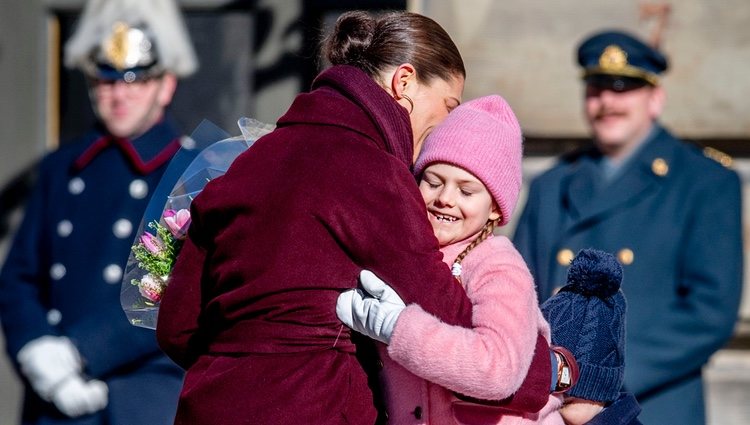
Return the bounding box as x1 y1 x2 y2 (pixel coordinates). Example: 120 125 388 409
337 95 571 424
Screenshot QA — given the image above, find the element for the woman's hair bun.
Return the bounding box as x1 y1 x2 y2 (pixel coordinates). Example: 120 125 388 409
324 11 376 66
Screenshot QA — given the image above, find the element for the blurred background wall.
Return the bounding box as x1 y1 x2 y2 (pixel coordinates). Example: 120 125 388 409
0 0 748 423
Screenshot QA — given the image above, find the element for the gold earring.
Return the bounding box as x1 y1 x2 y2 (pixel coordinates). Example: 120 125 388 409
401 93 414 114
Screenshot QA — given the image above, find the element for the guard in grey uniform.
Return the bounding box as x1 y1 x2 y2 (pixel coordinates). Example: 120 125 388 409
513 29 743 425
0 0 197 423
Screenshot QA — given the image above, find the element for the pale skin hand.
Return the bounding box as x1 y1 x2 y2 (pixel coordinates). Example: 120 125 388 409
559 397 605 425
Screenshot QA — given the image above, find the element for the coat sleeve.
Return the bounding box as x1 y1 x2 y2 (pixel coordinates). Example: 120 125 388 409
387 240 542 400
322 154 473 328
156 203 209 370
0 160 57 359
629 168 743 396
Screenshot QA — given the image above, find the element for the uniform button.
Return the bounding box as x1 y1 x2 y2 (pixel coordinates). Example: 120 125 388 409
617 248 634 265
557 249 575 266
47 309 62 326
103 264 123 284
180 135 196 149
377 360 384 369
129 179 149 199
50 263 66 280
651 158 669 176
113 219 133 239
57 220 73 238
68 177 85 195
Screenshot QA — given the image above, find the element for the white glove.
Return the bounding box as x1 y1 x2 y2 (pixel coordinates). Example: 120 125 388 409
17 336 82 401
336 270 406 344
50 374 108 417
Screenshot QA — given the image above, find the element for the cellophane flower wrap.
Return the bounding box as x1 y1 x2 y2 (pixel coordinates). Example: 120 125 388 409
121 118 274 329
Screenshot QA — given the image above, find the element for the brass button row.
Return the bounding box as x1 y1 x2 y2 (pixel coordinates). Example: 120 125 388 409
557 248 634 266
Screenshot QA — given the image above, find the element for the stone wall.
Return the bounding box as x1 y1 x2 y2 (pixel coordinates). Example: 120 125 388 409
415 0 750 139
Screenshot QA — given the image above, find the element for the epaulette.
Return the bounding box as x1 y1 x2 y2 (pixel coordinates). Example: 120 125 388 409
703 146 733 168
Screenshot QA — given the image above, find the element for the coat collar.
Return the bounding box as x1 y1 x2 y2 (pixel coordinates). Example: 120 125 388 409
72 117 181 175
278 65 414 168
562 125 675 231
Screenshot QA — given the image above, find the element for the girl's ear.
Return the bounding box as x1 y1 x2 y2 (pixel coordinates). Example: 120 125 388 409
489 203 501 222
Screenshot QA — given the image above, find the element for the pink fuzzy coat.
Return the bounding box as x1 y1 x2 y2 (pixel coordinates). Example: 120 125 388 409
382 235 564 424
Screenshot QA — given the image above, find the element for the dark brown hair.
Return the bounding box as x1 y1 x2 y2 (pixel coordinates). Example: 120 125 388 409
321 10 465 84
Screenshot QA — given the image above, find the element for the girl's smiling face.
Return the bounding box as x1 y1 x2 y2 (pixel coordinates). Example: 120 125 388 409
419 162 499 247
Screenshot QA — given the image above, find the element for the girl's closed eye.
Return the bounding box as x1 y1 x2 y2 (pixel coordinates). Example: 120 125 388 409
421 173 444 189
426 180 442 189
460 187 476 197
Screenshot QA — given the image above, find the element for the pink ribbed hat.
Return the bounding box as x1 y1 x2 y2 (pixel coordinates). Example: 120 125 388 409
413 95 523 226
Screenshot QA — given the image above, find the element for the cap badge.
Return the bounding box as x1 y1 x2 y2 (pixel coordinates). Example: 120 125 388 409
104 22 130 71
599 45 629 72
102 22 153 73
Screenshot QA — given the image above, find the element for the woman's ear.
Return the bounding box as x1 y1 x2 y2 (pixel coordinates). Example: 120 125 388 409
390 63 416 98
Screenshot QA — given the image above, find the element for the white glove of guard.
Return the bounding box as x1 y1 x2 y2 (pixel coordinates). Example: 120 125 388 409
336 270 406 344
51 375 108 417
17 336 82 401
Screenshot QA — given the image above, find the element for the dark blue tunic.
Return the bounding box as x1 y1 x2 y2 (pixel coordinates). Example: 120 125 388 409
0 119 186 424
513 125 743 425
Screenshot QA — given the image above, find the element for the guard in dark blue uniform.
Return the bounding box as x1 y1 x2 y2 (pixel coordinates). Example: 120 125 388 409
513 30 743 425
0 0 198 423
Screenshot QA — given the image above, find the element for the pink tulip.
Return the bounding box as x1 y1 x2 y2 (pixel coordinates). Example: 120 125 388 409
163 209 191 239
140 232 163 254
138 274 165 303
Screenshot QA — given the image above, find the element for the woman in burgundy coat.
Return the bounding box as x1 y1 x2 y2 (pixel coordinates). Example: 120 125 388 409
156 11 549 424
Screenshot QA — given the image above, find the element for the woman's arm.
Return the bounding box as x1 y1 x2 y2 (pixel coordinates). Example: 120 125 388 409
323 151 474 328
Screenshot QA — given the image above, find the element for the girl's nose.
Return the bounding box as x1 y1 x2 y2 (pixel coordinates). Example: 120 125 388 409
436 188 455 207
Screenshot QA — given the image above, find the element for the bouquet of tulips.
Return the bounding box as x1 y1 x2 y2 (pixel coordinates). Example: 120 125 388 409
120 118 274 329
130 208 191 303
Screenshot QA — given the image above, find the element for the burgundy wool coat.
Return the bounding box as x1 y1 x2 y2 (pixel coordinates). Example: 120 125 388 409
156 66 548 424
157 65 474 424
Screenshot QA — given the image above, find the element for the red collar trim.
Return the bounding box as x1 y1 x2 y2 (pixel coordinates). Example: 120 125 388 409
73 136 181 175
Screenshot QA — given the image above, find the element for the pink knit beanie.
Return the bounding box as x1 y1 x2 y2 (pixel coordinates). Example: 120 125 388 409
413 95 523 226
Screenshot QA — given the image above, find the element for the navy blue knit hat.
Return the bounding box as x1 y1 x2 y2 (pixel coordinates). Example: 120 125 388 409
541 249 627 403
